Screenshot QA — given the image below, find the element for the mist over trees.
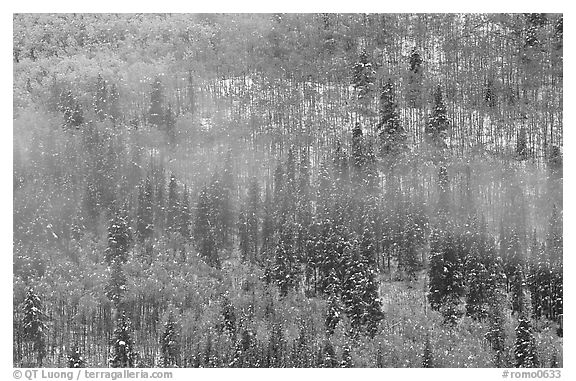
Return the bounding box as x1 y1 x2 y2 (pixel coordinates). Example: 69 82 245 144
13 13 562 368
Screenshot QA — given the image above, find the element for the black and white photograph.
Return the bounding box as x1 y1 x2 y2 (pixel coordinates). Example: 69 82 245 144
12 9 564 374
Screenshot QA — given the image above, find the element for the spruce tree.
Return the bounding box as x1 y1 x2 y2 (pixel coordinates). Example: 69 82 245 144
316 162 333 220
485 78 497 109
238 210 250 262
105 259 127 307
208 174 227 249
160 312 180 367
110 312 137 368
352 49 375 101
267 322 286 367
514 316 538 368
108 83 121 124
22 288 47 366
166 174 180 234
283 148 297 220
260 185 275 262
61 89 84 128
67 347 86 368
83 180 100 227
325 292 341 335
94 74 108 121
187 71 196 115
341 246 383 336
427 230 465 324
516 127 528 160
546 205 562 266
340 344 353 368
486 290 507 367
378 78 406 156
165 104 176 144
221 296 237 337
425 85 449 150
154 165 166 234
272 222 299 297
105 206 132 265
406 48 423 108
149 76 164 126
246 177 260 262
511 266 528 316
465 245 492 321
220 150 235 246
422 335 434 368
322 340 338 368
194 186 219 268
136 176 154 243
351 123 365 182
178 186 192 240
296 149 312 239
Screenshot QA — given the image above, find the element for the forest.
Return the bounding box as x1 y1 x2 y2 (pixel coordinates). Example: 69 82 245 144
13 13 562 368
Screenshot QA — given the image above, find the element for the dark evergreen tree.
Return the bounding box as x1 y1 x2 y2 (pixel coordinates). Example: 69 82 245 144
351 123 364 182
514 316 538 368
246 177 260 262
273 161 285 226
108 83 121 124
208 173 229 249
465 227 503 321
61 89 84 128
340 344 353 368
187 70 196 115
221 296 237 337
105 259 127 307
516 127 528 160
149 76 164 126
546 205 562 266
406 48 423 108
378 78 406 156
104 206 132 265
428 230 465 324
260 185 275 262
341 245 383 336
352 49 375 101
267 322 286 367
283 148 297 219
220 150 235 245
316 161 333 220
154 165 166 234
136 176 154 242
83 180 100 227
160 312 180 367
272 222 299 297
110 312 137 368
422 335 434 368
437 164 450 214
166 174 180 234
178 186 192 240
67 347 86 368
325 291 341 335
322 340 338 368
94 74 108 121
165 104 176 144
296 148 312 227
425 85 449 149
238 210 250 262
485 78 497 109
194 187 220 268
486 290 508 367
22 288 47 366
511 266 528 316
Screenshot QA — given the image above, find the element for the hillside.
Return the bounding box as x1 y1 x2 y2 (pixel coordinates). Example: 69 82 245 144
13 13 562 369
